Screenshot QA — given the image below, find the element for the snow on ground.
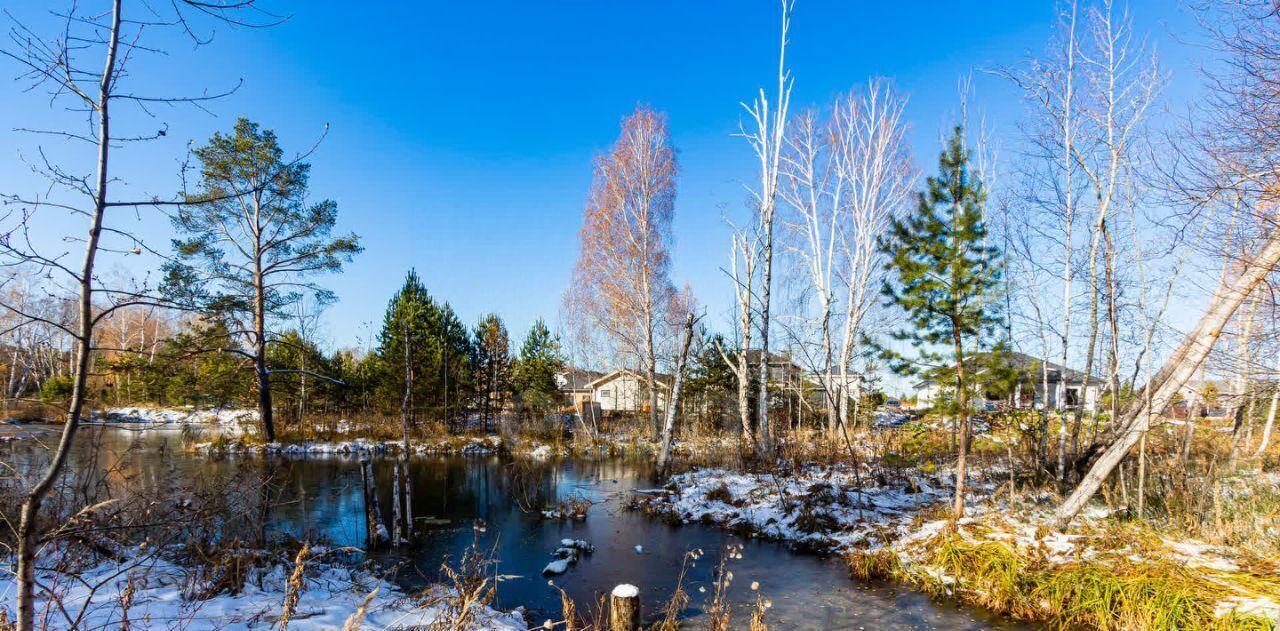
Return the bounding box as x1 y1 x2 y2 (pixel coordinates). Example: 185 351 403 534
194 435 504 457
0 551 524 630
640 464 971 552
91 407 259 434
639 463 1280 624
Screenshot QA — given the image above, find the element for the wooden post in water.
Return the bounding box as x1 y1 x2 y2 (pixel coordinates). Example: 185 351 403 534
391 461 403 547
401 456 413 545
359 451 387 548
609 584 640 631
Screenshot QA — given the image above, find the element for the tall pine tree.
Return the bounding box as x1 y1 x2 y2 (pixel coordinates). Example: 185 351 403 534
375 271 476 427
512 320 565 421
879 126 1002 519
472 314 512 430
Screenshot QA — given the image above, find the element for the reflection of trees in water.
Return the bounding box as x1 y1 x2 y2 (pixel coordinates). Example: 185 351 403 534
502 458 558 513
1 427 283 557
2 432 650 557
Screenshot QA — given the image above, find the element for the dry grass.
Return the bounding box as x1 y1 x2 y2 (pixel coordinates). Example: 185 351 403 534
906 528 1280 630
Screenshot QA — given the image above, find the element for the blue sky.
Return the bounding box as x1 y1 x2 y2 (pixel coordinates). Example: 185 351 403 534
0 1 1206 352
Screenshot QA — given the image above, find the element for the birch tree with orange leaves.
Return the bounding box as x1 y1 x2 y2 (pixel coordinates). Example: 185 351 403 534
568 106 679 438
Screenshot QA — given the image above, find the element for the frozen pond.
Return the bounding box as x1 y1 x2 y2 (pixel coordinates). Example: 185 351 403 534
2 424 1026 629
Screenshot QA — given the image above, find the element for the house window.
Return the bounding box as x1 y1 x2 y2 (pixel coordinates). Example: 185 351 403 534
600 389 612 398
1065 388 1079 407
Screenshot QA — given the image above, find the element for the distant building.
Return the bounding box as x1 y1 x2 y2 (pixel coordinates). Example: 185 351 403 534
555 367 604 410
583 369 672 413
913 351 1103 412
1174 379 1245 420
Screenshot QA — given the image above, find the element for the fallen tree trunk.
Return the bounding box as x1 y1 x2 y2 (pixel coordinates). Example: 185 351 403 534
1053 229 1280 530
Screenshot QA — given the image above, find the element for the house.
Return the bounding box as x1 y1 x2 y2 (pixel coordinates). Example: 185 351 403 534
913 351 1103 412
741 349 805 393
1175 379 1245 420
584 369 672 413
556 367 604 410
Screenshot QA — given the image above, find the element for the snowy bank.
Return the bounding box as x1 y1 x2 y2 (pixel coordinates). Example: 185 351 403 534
636 464 1280 627
90 406 259 433
0 549 524 630
194 435 504 457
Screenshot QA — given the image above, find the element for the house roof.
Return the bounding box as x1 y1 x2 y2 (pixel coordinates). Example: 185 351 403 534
556 367 605 392
584 368 674 391
913 351 1103 389
740 349 802 368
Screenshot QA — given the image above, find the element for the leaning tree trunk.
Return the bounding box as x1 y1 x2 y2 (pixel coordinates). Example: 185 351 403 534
15 5 120 628
1255 352 1280 458
657 313 696 477
1053 229 1280 529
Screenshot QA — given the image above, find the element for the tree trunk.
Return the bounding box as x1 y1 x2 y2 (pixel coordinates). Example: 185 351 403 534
757 227 774 457
952 333 970 519
253 258 274 441
16 4 120 628
1255 352 1280 458
657 314 696 477
1053 229 1280 529
820 299 837 437
360 453 387 548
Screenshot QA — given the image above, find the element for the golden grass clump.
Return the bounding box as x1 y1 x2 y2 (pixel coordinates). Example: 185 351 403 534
908 528 1280 630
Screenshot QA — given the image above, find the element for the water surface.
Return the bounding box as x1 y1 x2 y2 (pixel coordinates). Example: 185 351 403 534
3 424 1026 630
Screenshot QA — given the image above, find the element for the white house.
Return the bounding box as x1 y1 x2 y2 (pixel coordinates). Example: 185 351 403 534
584 369 671 413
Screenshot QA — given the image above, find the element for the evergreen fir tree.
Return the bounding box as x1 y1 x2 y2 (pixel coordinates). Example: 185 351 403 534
512 319 565 420
879 125 1003 518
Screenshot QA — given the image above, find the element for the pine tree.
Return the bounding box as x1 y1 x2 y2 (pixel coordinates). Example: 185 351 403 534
377 271 437 424
472 314 512 430
165 118 361 441
512 320 565 421
375 271 477 426
879 126 1002 518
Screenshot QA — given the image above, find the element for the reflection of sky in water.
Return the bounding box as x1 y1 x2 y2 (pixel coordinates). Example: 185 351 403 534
12 426 1027 630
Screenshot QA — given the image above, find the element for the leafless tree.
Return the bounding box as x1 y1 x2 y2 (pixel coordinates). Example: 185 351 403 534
1055 0 1280 528
0 2 279 627
738 0 794 455
715 221 760 444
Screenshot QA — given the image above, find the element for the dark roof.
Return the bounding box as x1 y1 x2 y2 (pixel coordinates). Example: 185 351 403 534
915 351 1103 388
556 367 605 392
740 349 802 368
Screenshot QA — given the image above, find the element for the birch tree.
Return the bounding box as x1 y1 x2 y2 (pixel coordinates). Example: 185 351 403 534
1055 0 1280 527
1003 0 1161 478
830 84 913 432
568 106 679 439
780 82 911 437
716 223 760 444
739 0 794 454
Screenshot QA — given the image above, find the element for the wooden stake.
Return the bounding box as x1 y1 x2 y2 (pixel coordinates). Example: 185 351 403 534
609 584 640 631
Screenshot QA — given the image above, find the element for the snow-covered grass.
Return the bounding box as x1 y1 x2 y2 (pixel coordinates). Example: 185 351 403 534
193 435 504 457
0 547 524 630
91 406 260 433
636 462 1280 629
636 463 968 553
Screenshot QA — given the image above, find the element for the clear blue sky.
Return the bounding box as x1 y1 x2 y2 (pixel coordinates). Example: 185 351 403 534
0 1 1205 352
